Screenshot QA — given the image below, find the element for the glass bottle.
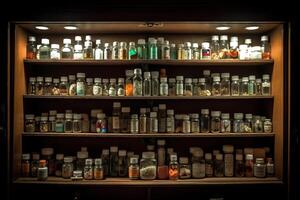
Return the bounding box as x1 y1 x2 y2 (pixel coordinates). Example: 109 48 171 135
220 73 230 96
184 78 193 96
83 35 93 59
41 147 55 176
37 160 48 181
233 113 244 133
128 157 140 180
219 35 229 59
191 113 200 133
21 154 30 177
125 70 134 96
83 159 93 180
118 150 127 177
25 114 35 132
158 104 167 133
94 39 103 60
192 150 205 178
223 145 234 177
54 154 64 177
157 139 166 167
119 42 127 60
52 78 60 95
62 157 73 179
201 42 211 60
203 69 212 92
176 76 184 96
235 154 245 177
39 38 50 59
139 108 147 133
74 36 83 60
36 44 41 59
94 158 104 180
211 111 221 133
177 157 191 179
102 79 109 96
104 43 112 60
169 154 179 180
204 153 213 177
133 68 143 96
50 44 61 59
162 40 170 60
61 39 73 59
183 42 192 60
245 154 254 177
177 44 184 60
156 37 164 59
182 115 190 133
151 71 160 96
231 75 240 96
112 102 121 133
174 115 182 133
211 35 220 60
76 73 86 96
244 114 253 133
137 39 147 59
92 78 102 96
197 78 208 96
30 153 40 177
191 78 198 96
109 78 117 96
101 149 110 177
143 72 151 96
261 35 271 59
248 75 256 96
253 116 263 133
28 77 36 95
255 78 262 95
34 116 40 132
229 36 239 59
120 107 130 133
241 77 249 96
200 109 210 133
59 76 68 96
170 43 177 60
262 74 271 95
159 77 168 96
77 151 88 172
43 77 52 96
149 112 158 133
126 41 137 60
35 76 44 96
130 114 139 133
26 36 37 59
39 116 48 132
55 113 64 133
110 146 119 177
254 158 266 178
266 158 275 176
221 113 231 133
73 114 82 133
167 78 176 96
212 76 221 96
64 113 73 133
85 78 93 96
214 154 224 177
192 43 200 60
140 152 157 180
264 119 273 133
149 39 158 60
96 113 107 133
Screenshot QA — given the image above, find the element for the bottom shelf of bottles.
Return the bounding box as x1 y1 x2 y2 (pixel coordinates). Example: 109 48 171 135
15 177 282 185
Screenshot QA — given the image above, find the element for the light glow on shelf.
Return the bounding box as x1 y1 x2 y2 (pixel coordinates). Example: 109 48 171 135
216 26 231 31
64 25 78 30
245 26 259 30
35 26 49 30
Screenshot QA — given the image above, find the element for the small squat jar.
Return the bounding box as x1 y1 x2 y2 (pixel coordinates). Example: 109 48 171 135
233 113 244 133
62 157 74 179
25 114 35 132
212 76 221 96
264 119 273 133
179 157 191 179
93 78 102 96
182 115 191 133
184 78 193 96
84 159 93 180
140 152 157 180
39 116 49 132
128 157 140 180
50 44 61 59
254 158 266 178
73 114 82 133
94 158 104 180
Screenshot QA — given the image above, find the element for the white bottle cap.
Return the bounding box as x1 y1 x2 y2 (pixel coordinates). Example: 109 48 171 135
97 113 106 119
234 113 244 120
221 73 230 78
51 44 60 49
205 153 212 160
60 76 68 82
261 35 269 41
212 35 219 41
41 148 54 156
25 114 35 120
157 139 165 146
263 74 270 80
245 39 252 44
231 75 239 81
85 35 92 41
150 112 157 118
213 76 220 82
102 149 110 155
63 39 71 44
96 39 101 45
56 154 64 160
192 43 199 48
94 78 101 83
220 35 228 40
223 145 234 153
211 111 221 117
176 76 184 81
75 36 82 41
86 78 93 83
249 75 256 81
41 38 49 45
201 109 209 115
236 154 243 161
110 146 118 152
119 150 127 156
137 39 146 44
216 154 223 160
221 113 230 119
77 73 86 78
37 76 43 82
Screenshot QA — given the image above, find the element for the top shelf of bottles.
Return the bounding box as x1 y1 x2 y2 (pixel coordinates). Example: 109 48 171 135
24 59 274 66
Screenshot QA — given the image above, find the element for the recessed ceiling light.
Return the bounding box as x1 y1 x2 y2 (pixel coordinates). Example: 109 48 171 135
216 26 231 31
64 25 78 30
245 26 259 30
35 26 49 30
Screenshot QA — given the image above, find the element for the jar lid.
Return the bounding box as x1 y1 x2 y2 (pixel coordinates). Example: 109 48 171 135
41 38 49 44
65 113 73 119
211 35 219 41
185 42 191 47
39 160 47 164
203 70 210 76
191 113 199 119
252 46 261 51
157 139 165 146
102 149 110 155
77 151 88 159
194 150 203 157
121 107 130 113
95 39 101 45
109 78 116 83
143 71 151 78
25 114 35 120
221 113 230 119
151 71 159 78
158 104 166 110
137 39 146 44
85 35 91 41
86 78 93 83
32 153 40 160
245 38 252 44
176 76 184 81
246 154 253 160
22 153 30 160
97 113 106 119
249 75 256 81
56 154 64 160
28 36 36 42
212 150 220 155
130 157 138 164
239 44 248 49
118 78 124 83
85 158 93 165
216 154 223 160
36 76 43 82
179 157 189 164
94 78 101 83
140 108 146 114
222 145 234 153
263 74 270 80
230 36 238 42
244 148 254 154
119 150 127 156
170 154 177 161
150 112 157 118
134 68 142 75
213 76 220 82
168 78 176 83
231 75 239 81
35 116 40 121
167 148 174 154
91 109 102 117
75 36 82 41
256 158 265 163
77 73 86 78
211 111 221 117
192 43 199 48
64 156 73 163
104 43 110 47
51 44 60 49
234 113 244 119
81 147 88 152
147 145 155 151
110 146 118 153
201 109 209 115
220 35 228 40
167 109 174 115
94 158 102 165
41 148 54 155
245 114 252 119
53 78 59 83
201 42 210 48
29 77 36 82
48 110 57 116
205 153 212 160
189 147 202 154
256 78 262 83
40 116 48 121
127 151 134 157
221 73 230 78
131 114 138 119
63 38 71 44
236 154 243 161
183 115 190 120
60 76 68 82
73 114 82 120
142 151 155 159
261 35 269 41
198 78 205 83
185 78 192 83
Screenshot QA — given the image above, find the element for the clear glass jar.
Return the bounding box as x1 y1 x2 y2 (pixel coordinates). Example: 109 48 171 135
90 109 102 133
151 71 160 96
149 112 158 133
192 150 205 178
102 78 109 96
235 154 245 177
21 154 30 177
175 114 183 133
64 113 73 133
149 39 158 60
231 75 240 96
256 78 262 95
59 76 69 96
214 154 224 177
170 43 177 60
241 77 249 96
85 78 93 96
183 42 192 60
212 76 221 96
143 72 151 96
119 41 127 60
177 43 184 60
220 73 230 96
62 157 73 179
92 78 102 96
96 113 107 133
139 108 147 133
197 78 209 96
39 38 50 59
37 160 48 181
262 74 271 95
211 111 221 133
111 102 121 133
182 115 191 133
130 114 139 133
41 147 55 176
83 159 93 180
48 116 55 132
129 157 140 180
94 158 104 180
160 77 168 96
26 36 37 59
61 39 73 59
50 44 61 59
94 39 103 60
245 154 254 177
25 114 35 132
76 73 86 96
253 116 263 133
191 113 200 133
104 43 112 60
192 43 200 60
248 75 256 96
261 35 271 59
117 78 125 96
168 78 176 96
219 35 229 59
140 152 157 180
73 114 82 133
52 78 60 95
108 78 116 96
176 76 184 96
137 39 147 59
118 150 127 177
158 104 167 133
84 36 93 59
55 154 64 177
35 76 44 96
211 35 220 60
157 37 164 59
254 158 266 178
200 109 210 133
74 36 83 60
233 113 244 133
39 116 49 132
221 113 231 133
244 114 253 133
133 68 143 96
67 75 76 96
184 78 193 96
229 36 239 59
162 40 170 60
264 119 273 133
192 78 198 96
203 70 212 92
55 113 64 133
250 46 262 59
125 70 134 96
120 107 130 133
28 77 36 95
201 42 211 60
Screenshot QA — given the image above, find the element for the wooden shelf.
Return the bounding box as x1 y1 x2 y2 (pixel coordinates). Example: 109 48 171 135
24 59 274 66
23 95 274 100
22 132 275 138
14 177 282 186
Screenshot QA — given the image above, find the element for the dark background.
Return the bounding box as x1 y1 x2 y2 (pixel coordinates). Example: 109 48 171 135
0 1 299 199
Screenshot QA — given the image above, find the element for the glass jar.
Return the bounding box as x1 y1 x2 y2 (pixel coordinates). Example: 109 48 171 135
241 77 249 96
179 157 191 179
231 75 240 96
31 153 40 177
86 78 93 96
253 116 263 133
94 39 103 60
120 107 130 133
83 159 93 180
211 111 221 133
191 78 198 96
35 116 40 132
197 78 209 96
109 146 119 177
266 158 275 176
140 152 157 180
49 44 61 59
61 39 73 59
64 113 73 133
254 158 266 178
250 46 262 60
183 42 192 60
39 116 49 132
35 76 44 96
94 158 104 180
84 36 93 59
223 145 234 177
39 38 50 59
143 72 151 96
256 78 262 95
62 157 74 179
177 43 184 60
37 160 48 181
111 41 119 60
245 154 254 177
192 43 200 60
169 154 179 180
239 44 249 60
264 119 273 133
244 114 253 133
174 114 183 133
190 113 200 133
211 35 220 60
149 112 158 133
158 104 167 133
184 78 193 96
212 76 221 96
104 43 112 60
182 115 191 133
133 68 143 96
125 70 133 96
76 73 86 96
108 78 116 96
139 108 147 133
235 154 245 177
233 113 244 133
28 77 36 95
130 114 139 133
119 41 127 60
55 154 64 177
92 78 102 96
137 39 147 59
21 153 30 177
41 147 55 176
162 40 170 60
74 36 83 60
262 74 271 95
160 77 168 96
102 78 109 96
219 35 229 59
248 75 256 96
220 73 230 96
201 42 211 60
170 43 177 59
149 39 158 60
221 113 231 133
77 151 88 171
229 36 239 59
52 78 60 95
55 113 64 133
58 76 68 96
129 157 140 180
168 78 176 96
176 76 184 96
25 114 35 132
151 71 160 96
191 150 205 178
214 154 224 177
117 78 125 96
200 109 210 133
26 36 37 59
96 113 107 133
43 77 53 95
118 150 127 177
261 35 271 59
73 114 82 133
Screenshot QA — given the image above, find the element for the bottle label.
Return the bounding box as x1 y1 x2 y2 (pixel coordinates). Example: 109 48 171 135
112 117 120 129
192 163 205 178
166 118 174 132
129 167 139 178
